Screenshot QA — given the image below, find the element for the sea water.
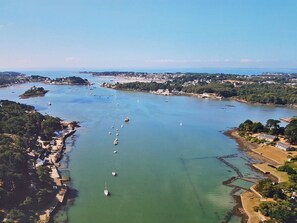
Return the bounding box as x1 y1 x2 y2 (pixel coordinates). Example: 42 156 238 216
1 71 296 223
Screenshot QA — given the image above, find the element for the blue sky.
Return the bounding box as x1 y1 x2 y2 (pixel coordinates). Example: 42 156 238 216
0 0 296 70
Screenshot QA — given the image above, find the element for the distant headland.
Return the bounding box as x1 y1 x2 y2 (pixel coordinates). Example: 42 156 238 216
0 72 90 87
81 71 297 107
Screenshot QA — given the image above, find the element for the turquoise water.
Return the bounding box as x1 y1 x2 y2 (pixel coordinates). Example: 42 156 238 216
1 71 296 223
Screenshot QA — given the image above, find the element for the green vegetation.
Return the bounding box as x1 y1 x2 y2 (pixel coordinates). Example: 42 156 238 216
255 179 286 199
19 86 48 98
0 72 28 86
0 100 63 222
237 84 297 105
258 200 297 223
115 82 170 92
278 163 297 175
255 178 297 223
237 117 297 222
0 71 90 87
52 76 89 85
285 120 297 145
108 72 297 106
237 118 297 144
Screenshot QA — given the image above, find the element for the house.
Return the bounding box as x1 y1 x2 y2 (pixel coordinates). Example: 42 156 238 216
276 142 294 151
257 133 277 142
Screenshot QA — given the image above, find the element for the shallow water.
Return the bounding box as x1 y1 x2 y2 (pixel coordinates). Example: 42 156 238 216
1 71 296 223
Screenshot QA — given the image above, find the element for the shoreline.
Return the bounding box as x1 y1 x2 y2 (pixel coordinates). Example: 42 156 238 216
37 121 78 223
101 84 297 109
223 129 289 223
222 129 262 223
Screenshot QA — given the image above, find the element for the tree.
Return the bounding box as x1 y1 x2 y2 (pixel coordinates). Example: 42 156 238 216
6 209 30 223
266 119 281 135
289 174 297 183
285 120 297 144
252 122 265 133
255 179 285 199
238 119 254 132
258 201 297 223
36 166 53 187
41 116 61 139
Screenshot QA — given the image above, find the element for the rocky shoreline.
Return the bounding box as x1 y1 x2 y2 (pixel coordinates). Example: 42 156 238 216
223 128 297 223
37 121 78 223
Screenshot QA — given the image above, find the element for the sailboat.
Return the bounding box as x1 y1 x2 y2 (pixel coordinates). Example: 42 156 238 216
104 182 110 196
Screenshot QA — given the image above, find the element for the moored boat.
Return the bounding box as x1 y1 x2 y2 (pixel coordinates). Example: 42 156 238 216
104 182 110 196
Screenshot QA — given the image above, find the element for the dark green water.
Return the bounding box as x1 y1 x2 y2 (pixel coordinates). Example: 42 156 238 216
1 72 296 223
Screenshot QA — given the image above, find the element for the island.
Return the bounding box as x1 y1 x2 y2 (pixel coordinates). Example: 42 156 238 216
0 100 78 223
89 71 297 107
44 76 90 85
19 86 49 99
226 117 297 223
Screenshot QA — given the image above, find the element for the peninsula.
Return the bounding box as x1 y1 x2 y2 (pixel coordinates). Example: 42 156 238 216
89 71 297 107
0 100 78 223
0 72 90 87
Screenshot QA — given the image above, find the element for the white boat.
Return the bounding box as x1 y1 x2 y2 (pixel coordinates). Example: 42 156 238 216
124 117 129 122
113 150 117 154
180 122 183 126
109 132 112 135
116 133 119 136
112 172 117 176
104 182 110 196
113 138 118 145
121 125 123 128
116 128 119 132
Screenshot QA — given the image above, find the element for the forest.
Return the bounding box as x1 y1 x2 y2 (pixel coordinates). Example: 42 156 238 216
0 100 63 222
